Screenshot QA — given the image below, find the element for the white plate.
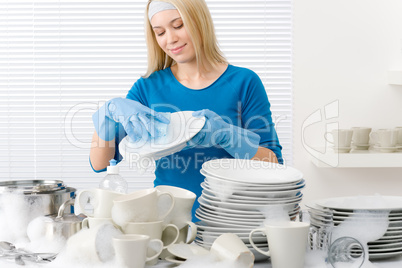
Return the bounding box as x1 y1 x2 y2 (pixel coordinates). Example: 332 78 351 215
202 182 303 198
198 200 300 218
195 213 262 228
167 243 209 260
204 176 306 191
198 204 266 219
332 209 402 217
332 215 402 221
197 207 266 222
119 111 205 161
201 185 301 201
202 159 303 184
165 255 186 264
199 195 300 211
369 251 402 260
315 196 402 211
201 191 303 205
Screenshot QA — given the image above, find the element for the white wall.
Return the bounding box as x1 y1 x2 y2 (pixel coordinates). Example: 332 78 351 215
293 0 402 206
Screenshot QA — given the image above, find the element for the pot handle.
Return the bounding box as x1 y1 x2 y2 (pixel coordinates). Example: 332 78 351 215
56 198 75 219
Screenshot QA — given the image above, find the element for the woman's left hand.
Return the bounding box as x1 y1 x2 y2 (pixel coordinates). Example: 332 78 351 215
187 109 261 159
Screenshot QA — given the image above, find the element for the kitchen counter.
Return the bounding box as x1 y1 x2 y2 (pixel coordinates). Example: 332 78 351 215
1 255 402 267
152 255 402 268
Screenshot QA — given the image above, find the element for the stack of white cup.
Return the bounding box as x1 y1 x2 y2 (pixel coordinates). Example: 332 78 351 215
325 127 402 153
370 127 402 153
74 186 197 268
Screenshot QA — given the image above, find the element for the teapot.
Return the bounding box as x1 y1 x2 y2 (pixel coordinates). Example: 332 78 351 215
40 199 85 241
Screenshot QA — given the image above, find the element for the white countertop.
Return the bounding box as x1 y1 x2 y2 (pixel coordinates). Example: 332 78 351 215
151 255 402 268
1 255 402 268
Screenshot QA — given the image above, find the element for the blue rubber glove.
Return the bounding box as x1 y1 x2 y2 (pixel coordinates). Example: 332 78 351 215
188 109 261 159
92 97 170 142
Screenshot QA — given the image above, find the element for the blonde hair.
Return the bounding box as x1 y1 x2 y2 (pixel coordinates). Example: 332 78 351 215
143 0 227 78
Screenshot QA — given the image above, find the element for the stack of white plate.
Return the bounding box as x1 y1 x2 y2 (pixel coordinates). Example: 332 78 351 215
195 159 305 260
307 196 402 260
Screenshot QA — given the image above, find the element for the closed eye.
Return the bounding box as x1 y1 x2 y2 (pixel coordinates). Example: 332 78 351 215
174 24 183 29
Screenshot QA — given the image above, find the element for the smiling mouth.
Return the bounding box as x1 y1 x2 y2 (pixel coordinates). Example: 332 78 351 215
170 44 186 54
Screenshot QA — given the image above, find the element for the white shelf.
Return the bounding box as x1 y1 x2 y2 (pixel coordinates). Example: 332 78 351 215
388 70 402 85
310 148 402 168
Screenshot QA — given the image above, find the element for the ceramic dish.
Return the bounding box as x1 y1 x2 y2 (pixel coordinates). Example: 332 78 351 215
201 190 303 205
202 182 303 198
315 196 402 211
201 159 303 184
201 187 302 202
165 255 186 264
204 176 306 191
119 111 205 161
167 243 209 260
199 196 299 211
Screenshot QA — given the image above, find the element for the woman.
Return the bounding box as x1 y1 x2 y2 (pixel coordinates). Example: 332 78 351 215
90 0 283 218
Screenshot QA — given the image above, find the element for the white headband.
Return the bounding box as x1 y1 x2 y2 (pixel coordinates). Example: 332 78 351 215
148 1 177 22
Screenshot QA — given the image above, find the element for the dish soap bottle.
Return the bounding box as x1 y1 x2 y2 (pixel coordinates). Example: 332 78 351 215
99 159 128 193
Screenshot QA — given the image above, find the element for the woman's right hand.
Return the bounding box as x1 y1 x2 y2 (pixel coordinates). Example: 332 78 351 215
92 97 170 142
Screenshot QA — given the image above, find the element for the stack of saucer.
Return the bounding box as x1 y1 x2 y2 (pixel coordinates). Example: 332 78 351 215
194 159 305 260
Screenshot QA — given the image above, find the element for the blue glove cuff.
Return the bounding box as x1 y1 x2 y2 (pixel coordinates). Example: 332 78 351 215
221 126 261 159
92 106 116 141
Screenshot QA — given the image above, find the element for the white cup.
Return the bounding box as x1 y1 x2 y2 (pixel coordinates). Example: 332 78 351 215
76 188 124 218
82 217 120 230
324 129 353 148
351 127 371 145
65 223 122 263
370 129 398 147
159 223 197 259
122 220 179 249
113 234 163 268
211 233 254 268
395 127 402 145
155 186 196 228
112 188 175 226
249 221 310 268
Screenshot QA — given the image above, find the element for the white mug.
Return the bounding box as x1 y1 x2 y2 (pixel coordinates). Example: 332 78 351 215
211 233 254 268
324 129 353 148
76 188 124 218
122 220 179 249
249 221 310 268
155 185 197 229
112 188 175 226
351 127 371 145
113 234 163 268
370 129 398 147
395 127 402 145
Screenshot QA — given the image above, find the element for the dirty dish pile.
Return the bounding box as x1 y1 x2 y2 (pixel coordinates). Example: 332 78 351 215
194 159 305 260
307 196 402 260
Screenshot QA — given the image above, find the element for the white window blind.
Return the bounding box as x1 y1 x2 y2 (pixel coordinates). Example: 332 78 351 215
0 0 292 190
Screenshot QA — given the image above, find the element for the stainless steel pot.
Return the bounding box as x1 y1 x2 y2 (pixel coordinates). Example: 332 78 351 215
0 180 75 216
0 180 76 242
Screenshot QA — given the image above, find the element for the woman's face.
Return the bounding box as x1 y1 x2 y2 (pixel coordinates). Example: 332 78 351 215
151 9 196 65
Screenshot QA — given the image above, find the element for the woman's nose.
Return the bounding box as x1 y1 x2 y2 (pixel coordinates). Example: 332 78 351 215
166 29 178 44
